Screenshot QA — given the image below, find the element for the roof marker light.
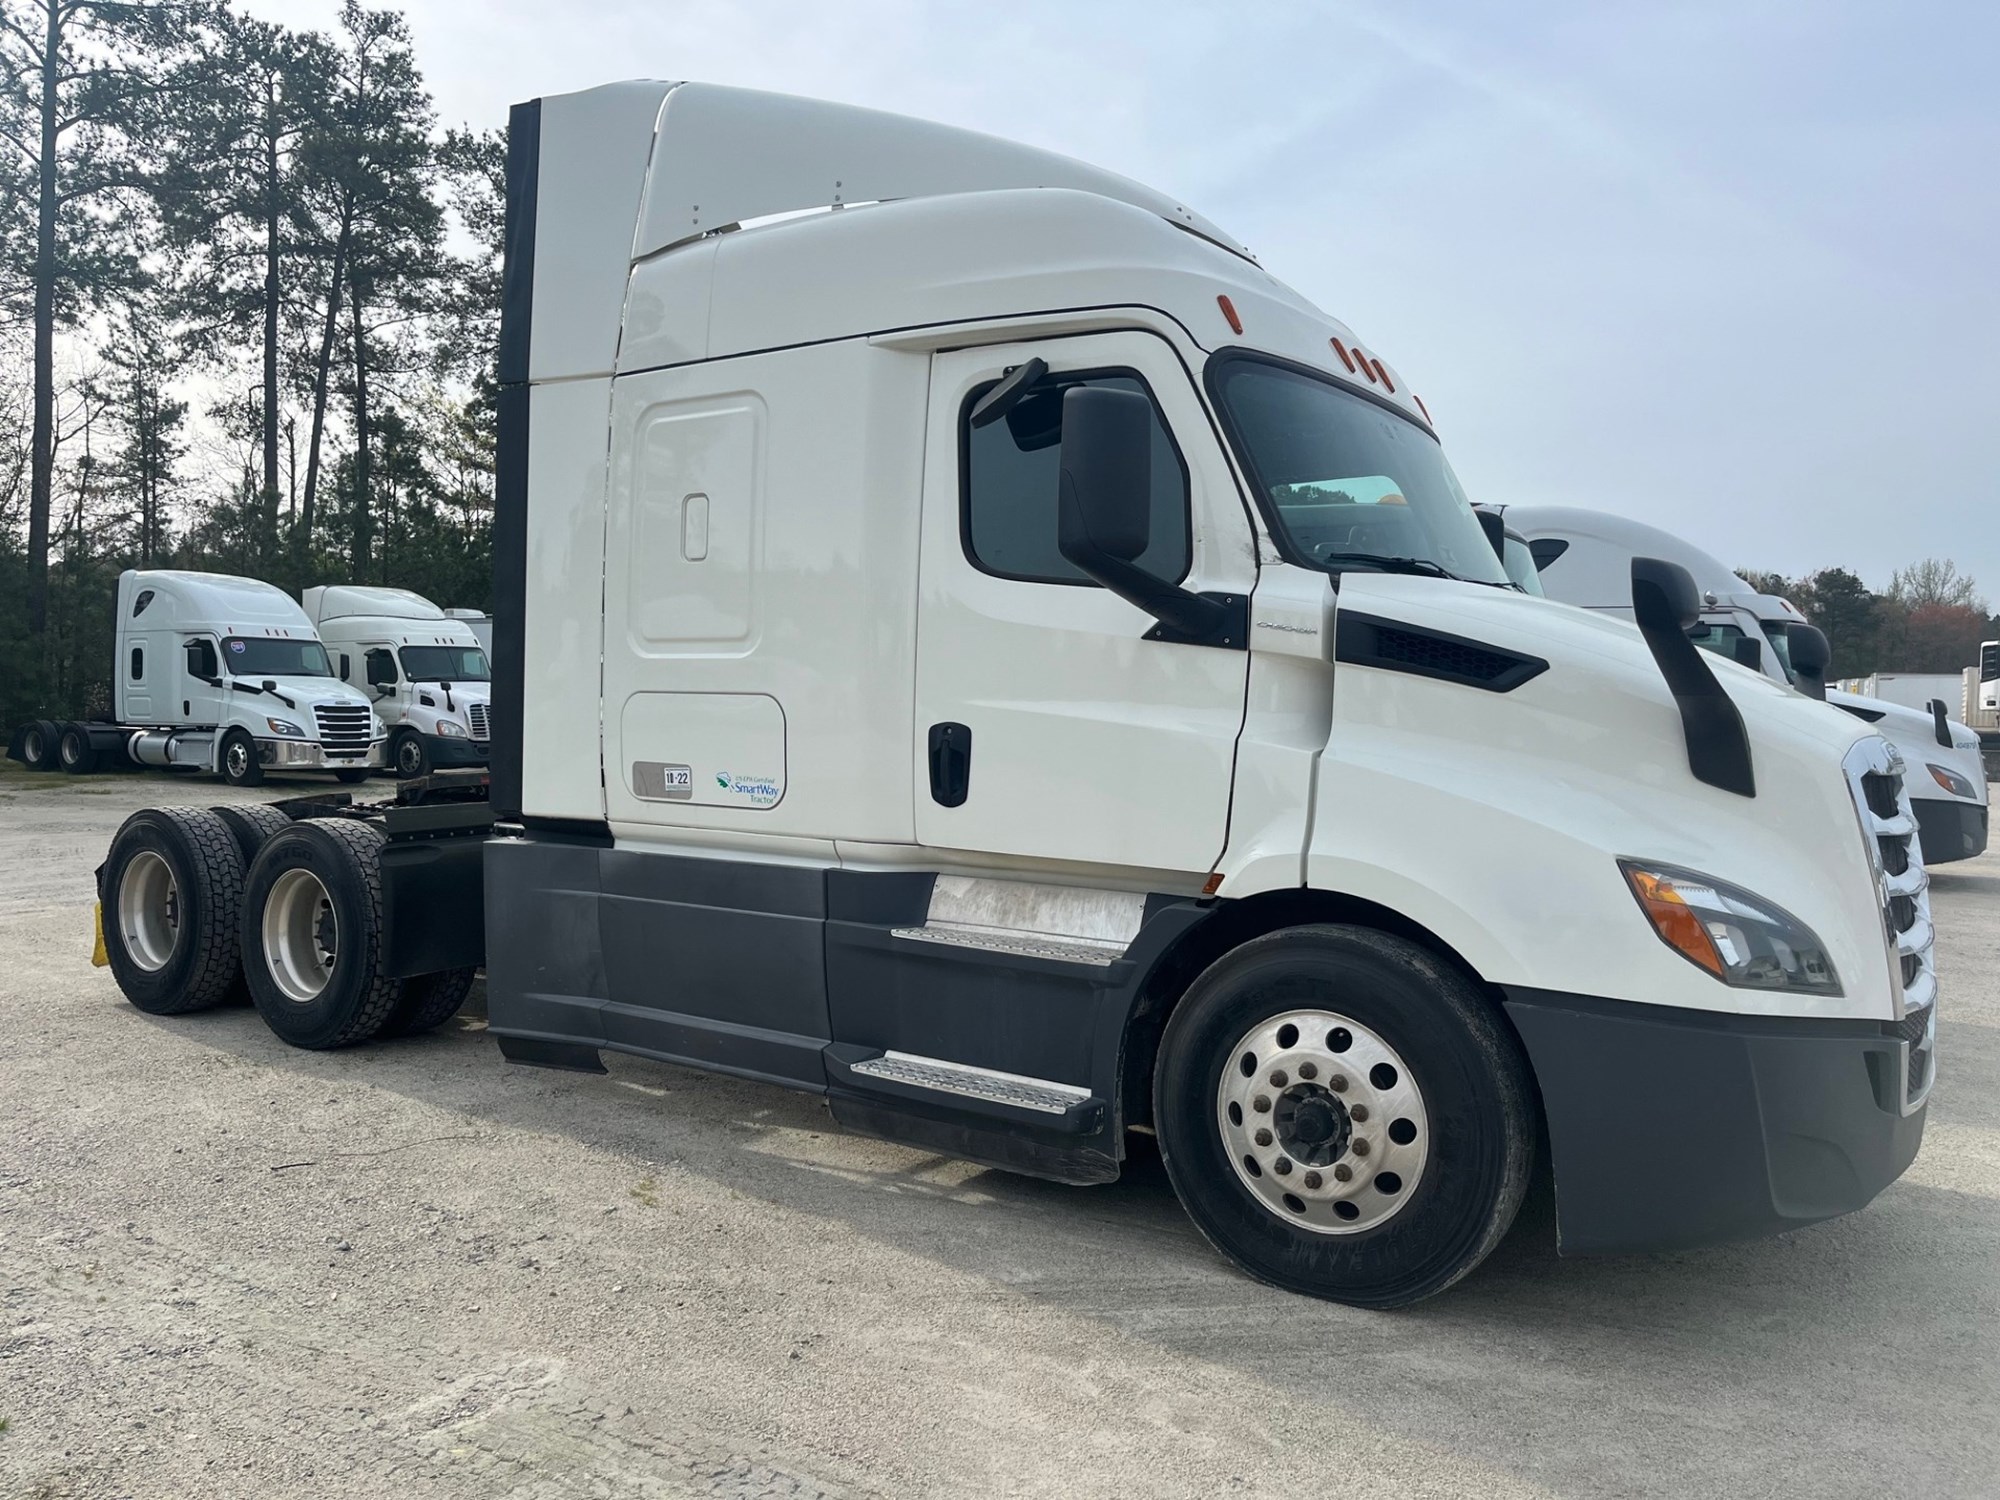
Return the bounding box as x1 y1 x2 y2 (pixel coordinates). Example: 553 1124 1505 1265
1413 394 1434 426
1328 336 1357 373
1371 359 1395 393
1217 295 1242 335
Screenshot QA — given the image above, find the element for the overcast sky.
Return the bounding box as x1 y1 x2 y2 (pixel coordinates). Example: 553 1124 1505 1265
244 0 1999 596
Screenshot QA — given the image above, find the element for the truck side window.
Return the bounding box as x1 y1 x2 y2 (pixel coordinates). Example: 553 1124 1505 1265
960 368 1190 586
130 646 144 681
366 648 398 687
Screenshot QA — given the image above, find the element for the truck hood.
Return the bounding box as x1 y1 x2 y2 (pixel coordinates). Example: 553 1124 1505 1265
240 677 376 711
1310 573 1902 1021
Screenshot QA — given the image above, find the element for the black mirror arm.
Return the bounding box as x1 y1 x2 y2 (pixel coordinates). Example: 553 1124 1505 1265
1632 557 1755 797
1056 494 1244 648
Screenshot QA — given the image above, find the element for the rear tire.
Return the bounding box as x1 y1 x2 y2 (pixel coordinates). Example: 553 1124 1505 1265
382 967 477 1037
211 803 295 867
219 728 264 786
100 807 246 1015
22 719 60 771
58 722 99 775
240 818 402 1048
1153 924 1535 1309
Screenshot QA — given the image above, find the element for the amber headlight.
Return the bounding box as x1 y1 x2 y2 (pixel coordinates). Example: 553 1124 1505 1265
1620 860 1841 995
1927 763 1978 799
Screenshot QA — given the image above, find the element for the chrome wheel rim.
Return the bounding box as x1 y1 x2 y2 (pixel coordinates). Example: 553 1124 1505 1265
1216 1009 1429 1235
263 867 336 1002
117 850 180 972
225 739 250 779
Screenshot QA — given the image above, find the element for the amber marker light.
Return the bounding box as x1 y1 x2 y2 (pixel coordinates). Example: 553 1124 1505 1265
1217 294 1242 334
1624 866 1724 977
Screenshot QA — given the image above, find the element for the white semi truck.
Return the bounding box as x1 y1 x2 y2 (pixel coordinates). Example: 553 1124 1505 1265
93 83 1937 1306
302 586 493 779
1509 506 1990 864
11 569 386 785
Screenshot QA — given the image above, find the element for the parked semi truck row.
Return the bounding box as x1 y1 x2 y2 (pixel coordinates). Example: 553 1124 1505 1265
93 83 1936 1307
1510 506 1990 864
8 574 492 785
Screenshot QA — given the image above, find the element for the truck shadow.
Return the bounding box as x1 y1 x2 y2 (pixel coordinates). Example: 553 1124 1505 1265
147 1002 2000 1498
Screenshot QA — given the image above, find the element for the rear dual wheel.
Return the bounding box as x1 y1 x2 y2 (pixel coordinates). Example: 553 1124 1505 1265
100 808 246 1015
1154 925 1535 1308
58 723 99 774
241 819 473 1048
21 719 60 771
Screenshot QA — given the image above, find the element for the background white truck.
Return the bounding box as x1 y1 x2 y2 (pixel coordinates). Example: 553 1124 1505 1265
10 569 385 786
302 586 493 779
94 82 1937 1307
1510 506 1990 863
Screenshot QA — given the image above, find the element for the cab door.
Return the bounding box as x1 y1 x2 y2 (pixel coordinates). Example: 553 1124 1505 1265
914 332 1254 877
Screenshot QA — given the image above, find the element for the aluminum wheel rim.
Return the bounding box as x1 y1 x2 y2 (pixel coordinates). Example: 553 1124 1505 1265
60 733 80 765
225 738 251 779
24 727 45 762
117 849 180 972
263 867 337 1002
397 737 423 776
1216 1009 1430 1235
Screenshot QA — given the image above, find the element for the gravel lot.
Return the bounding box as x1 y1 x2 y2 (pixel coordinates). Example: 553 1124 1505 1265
3 762 1998 1499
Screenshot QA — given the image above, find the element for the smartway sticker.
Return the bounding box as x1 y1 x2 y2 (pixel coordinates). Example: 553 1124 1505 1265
714 772 782 807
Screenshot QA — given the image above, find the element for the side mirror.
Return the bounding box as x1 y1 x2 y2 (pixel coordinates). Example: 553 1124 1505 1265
1788 624 1830 702
1058 387 1153 564
1729 635 1764 671
1476 509 1506 562
1631 556 1701 634
1055 387 1235 646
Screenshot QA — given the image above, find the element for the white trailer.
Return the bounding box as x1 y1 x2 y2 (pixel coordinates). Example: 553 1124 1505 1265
94 83 1938 1306
303 586 493 779
10 569 386 786
1509 506 1990 863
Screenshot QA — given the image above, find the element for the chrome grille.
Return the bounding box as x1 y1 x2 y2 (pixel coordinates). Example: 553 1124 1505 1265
1845 738 1937 1112
313 703 375 751
467 701 490 742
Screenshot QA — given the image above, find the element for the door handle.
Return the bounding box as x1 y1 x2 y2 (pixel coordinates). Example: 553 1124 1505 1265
928 722 972 807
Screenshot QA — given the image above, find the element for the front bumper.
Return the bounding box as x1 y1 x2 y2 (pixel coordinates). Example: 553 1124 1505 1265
423 732 491 767
258 737 387 770
1913 797 1988 863
1504 989 1928 1255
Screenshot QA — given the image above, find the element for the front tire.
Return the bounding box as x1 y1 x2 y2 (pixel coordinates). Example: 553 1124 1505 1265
1153 924 1535 1308
392 730 429 780
333 768 373 785
219 728 264 786
100 807 246 1015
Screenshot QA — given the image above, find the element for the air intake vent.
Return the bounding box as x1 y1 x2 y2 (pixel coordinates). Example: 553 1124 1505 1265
1334 613 1548 693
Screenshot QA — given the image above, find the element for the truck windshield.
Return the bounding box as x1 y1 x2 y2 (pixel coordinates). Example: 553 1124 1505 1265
1762 624 1796 682
1208 355 1509 586
1501 533 1545 595
400 645 490 682
222 637 333 677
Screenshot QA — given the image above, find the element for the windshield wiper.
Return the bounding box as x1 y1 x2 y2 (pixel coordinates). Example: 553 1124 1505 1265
1316 551 1461 581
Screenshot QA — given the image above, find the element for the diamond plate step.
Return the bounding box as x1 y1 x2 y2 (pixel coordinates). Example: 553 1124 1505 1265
847 1051 1093 1115
889 924 1125 967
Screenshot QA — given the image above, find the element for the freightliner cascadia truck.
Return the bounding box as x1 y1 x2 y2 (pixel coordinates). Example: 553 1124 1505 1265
93 83 1937 1307
11 569 387 785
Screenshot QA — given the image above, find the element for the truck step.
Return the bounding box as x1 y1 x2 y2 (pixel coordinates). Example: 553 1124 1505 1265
888 923 1125 967
847 1049 1094 1114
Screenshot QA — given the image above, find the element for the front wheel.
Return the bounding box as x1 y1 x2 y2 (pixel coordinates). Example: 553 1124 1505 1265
392 731 430 780
1154 924 1535 1308
219 728 264 786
